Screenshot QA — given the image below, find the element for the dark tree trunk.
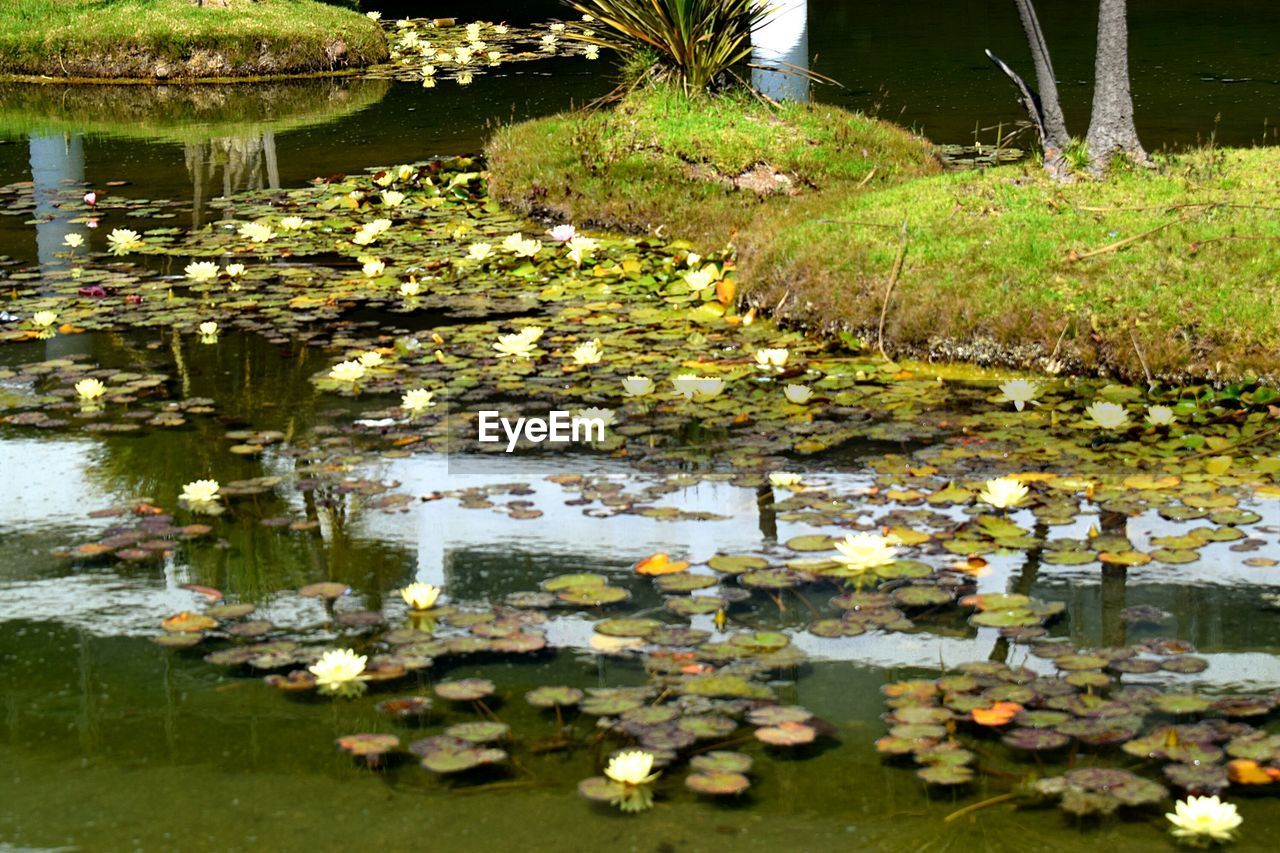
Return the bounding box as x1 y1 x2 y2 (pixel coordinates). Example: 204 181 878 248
1013 0 1069 153
1085 0 1148 172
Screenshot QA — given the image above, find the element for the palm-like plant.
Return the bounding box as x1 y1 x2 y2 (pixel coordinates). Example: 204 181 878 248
568 0 774 93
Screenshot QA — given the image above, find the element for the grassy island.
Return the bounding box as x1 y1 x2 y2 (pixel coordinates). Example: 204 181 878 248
0 0 387 81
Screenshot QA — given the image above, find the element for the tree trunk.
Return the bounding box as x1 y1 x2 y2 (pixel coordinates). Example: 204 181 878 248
1012 0 1069 153
1085 0 1148 173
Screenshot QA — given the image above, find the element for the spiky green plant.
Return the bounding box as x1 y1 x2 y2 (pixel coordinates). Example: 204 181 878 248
567 0 773 93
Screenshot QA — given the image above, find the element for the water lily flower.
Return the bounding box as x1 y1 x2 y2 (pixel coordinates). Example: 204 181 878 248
329 361 366 383
397 165 416 182
365 10 381 20
239 222 276 243
278 216 306 231
494 332 538 359
769 472 804 490
83 190 97 206
357 351 384 368
394 18 412 28
997 379 1041 411
572 340 603 365
487 50 502 63
978 476 1029 509
198 321 219 339
1085 400 1131 430
1166 795 1242 843
755 348 789 369
575 407 617 428
362 259 386 278
31 310 58 328
382 191 405 208
401 388 436 414
63 233 84 249
468 242 494 261
501 233 542 257
185 261 219 282
833 532 900 571
549 22 566 33
400 280 421 297
457 70 474 86
225 263 245 278
672 374 726 402
621 376 654 397
566 236 599 266
784 384 813 404
1146 405 1176 427
107 228 142 255
180 479 220 504
549 224 577 243
516 326 545 343
309 648 368 697
684 265 718 291
585 45 600 60
400 582 441 611
606 750 660 786
75 378 106 401
494 24 508 34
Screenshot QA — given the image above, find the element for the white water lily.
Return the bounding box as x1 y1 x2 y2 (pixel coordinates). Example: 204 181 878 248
198 321 219 337
457 70 474 86
239 222 276 243
329 361 366 383
400 280 421 297
684 265 718 291
401 388 436 414
400 582 441 611
575 407 616 428
1166 795 1241 843
494 332 538 359
549 224 577 243
365 10 381 20
381 191 405 207
362 259 386 278
769 472 804 490
357 351 384 368
278 216 306 231
997 379 1041 411
621 376 654 397
493 24 508 34
180 479 220 504
672 374 726 402
833 532 900 571
397 165 416 182
978 476 1029 509
755 348 790 369
784 384 813 404
468 242 494 261
184 261 219 282
63 233 84 249
572 340 603 365
606 750 660 787
107 228 142 255
515 326 545 343
500 232 541 257
1085 400 1131 430
309 648 368 695
352 219 392 246
566 236 598 265
585 45 600 60
75 378 106 401
1146 405 1176 427
224 263 245 278
31 310 58 328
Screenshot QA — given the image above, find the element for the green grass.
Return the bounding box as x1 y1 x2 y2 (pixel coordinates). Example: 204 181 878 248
0 0 387 80
485 86 941 248
737 148 1280 381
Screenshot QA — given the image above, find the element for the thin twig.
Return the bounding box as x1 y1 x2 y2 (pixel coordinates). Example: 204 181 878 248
877 220 909 359
943 792 1019 823
1067 216 1188 262
1130 329 1154 388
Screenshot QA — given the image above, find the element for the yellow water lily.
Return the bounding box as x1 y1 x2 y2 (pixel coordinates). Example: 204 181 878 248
179 479 220 504
382 191 405 207
63 233 84 248
400 582 441 611
566 236 598 266
494 332 538 359
278 216 306 231
769 472 804 490
833 532 900 571
1166 795 1241 843
672 374 726 402
606 750 660 786
239 222 276 243
684 265 718 291
621 376 654 397
106 228 142 255
225 263 245 278
75 378 106 401
400 280 421 297
31 310 58 328
997 379 1040 411
978 476 1029 509
357 351 384 368
1085 400 1130 430
309 648 368 696
329 361 366 383
184 261 219 282
362 259 386 278
572 340 603 365
468 242 494 261
784 384 813 404
401 388 436 414
198 321 218 338
499 232 541 257
1146 405 1176 426
575 407 616 428
516 326 545 343
585 45 600 60
755 347 789 368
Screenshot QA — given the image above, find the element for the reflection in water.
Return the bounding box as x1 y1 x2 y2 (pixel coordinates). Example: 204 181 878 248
752 0 809 102
186 132 281 228
28 132 84 270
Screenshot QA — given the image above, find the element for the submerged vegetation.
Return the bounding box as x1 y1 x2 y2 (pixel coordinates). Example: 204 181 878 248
0 0 387 80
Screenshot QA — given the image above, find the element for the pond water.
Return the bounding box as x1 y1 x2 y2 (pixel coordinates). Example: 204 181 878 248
2 9 1280 853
